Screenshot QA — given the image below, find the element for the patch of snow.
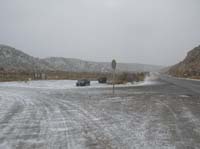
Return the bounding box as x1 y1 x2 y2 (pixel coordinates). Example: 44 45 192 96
179 95 189 98
138 72 161 86
0 76 160 90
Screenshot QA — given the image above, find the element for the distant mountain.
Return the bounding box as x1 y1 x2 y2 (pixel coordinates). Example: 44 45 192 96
43 57 110 72
0 44 163 73
44 57 162 72
169 45 200 79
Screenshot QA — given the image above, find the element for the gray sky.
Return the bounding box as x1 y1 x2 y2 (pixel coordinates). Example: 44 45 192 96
0 0 200 66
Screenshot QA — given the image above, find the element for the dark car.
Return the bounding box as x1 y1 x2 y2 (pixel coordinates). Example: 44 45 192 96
76 79 90 86
98 77 107 84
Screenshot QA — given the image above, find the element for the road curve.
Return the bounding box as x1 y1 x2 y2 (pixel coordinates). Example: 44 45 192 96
159 74 200 95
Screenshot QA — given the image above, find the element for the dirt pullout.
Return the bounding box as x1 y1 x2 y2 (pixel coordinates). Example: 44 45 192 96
0 79 199 148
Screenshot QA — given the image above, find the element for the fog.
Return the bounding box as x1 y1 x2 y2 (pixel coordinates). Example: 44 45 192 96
0 0 200 66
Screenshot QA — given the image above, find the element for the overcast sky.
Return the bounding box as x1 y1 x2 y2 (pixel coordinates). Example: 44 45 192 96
0 0 200 66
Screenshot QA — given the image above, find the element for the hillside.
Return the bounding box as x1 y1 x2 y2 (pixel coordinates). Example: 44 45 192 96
44 57 162 73
0 44 162 73
43 57 110 72
169 45 200 79
0 45 54 72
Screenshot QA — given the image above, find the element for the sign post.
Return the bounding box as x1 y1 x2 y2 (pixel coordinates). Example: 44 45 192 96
111 59 117 95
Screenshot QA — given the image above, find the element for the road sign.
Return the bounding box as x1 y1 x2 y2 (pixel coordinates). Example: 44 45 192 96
111 59 117 95
111 59 117 70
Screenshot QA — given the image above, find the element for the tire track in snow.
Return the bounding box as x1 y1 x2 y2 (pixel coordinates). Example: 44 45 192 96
55 96 125 148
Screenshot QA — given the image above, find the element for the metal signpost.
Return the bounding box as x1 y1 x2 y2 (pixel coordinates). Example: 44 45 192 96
111 59 117 95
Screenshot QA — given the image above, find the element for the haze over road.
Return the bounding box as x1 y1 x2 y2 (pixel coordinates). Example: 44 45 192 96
0 76 200 149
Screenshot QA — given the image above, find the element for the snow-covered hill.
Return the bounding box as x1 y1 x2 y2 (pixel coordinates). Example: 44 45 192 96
0 44 163 72
0 45 54 72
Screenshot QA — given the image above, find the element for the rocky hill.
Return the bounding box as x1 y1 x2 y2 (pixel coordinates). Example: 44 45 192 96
0 44 162 73
0 45 54 72
169 45 200 79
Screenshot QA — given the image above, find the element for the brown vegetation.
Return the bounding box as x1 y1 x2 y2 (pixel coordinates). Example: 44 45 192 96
0 70 148 83
114 72 147 84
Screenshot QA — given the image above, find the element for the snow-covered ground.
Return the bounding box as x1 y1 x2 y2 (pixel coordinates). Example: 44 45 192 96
0 76 159 90
0 76 199 149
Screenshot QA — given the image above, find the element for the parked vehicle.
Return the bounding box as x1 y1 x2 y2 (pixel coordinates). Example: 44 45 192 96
76 79 90 86
98 77 107 83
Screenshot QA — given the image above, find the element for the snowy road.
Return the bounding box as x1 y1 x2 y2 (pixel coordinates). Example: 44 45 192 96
0 78 200 149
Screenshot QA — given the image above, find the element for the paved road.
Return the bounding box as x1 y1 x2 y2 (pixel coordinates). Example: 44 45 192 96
160 75 200 95
0 78 200 149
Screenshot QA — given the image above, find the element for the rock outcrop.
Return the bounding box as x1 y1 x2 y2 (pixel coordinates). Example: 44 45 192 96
169 45 200 79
